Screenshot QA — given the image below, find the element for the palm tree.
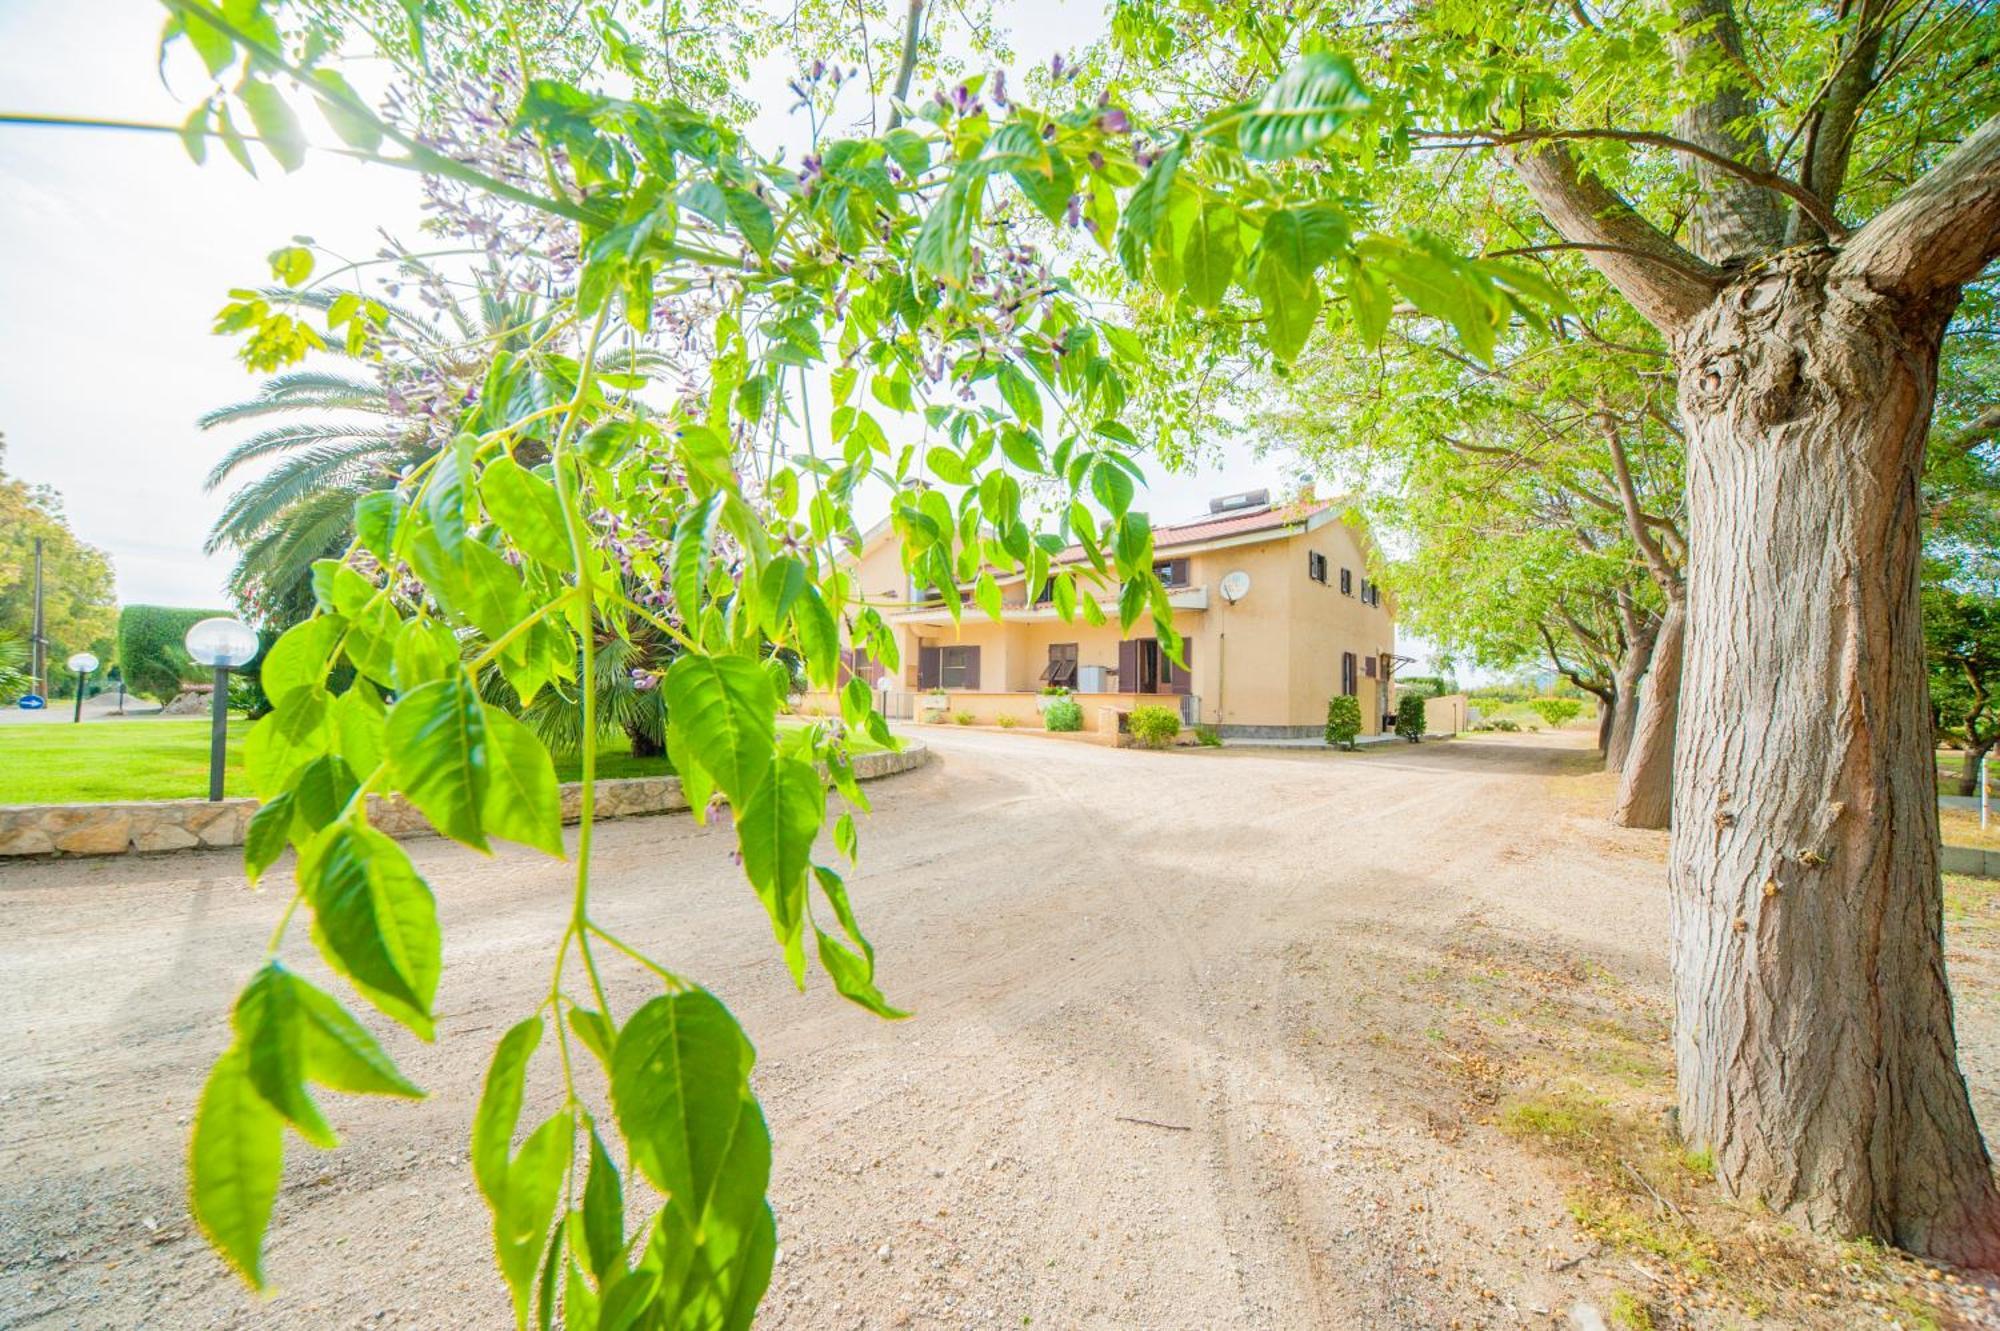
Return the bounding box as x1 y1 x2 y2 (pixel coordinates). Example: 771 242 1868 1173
201 269 548 625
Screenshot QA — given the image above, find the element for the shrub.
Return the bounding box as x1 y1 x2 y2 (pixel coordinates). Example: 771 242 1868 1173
1400 674 1450 699
1491 717 1520 732
1193 724 1222 747
1128 704 1181 749
952 710 976 726
1529 697 1584 729
1043 697 1083 732
996 713 1019 728
1039 684 1070 697
1324 694 1362 749
117 605 233 702
1396 692 1427 742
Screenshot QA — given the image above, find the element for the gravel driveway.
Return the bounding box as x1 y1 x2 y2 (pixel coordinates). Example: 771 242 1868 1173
2 729 1993 1329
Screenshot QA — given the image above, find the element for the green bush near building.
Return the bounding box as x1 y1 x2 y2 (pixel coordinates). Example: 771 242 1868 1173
1128 704 1181 749
116 605 233 702
1325 695 1362 750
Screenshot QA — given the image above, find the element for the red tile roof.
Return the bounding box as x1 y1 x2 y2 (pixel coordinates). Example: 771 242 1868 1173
1148 497 1335 549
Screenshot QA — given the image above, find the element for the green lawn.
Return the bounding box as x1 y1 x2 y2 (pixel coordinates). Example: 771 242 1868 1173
0 719 253 803
0 714 885 804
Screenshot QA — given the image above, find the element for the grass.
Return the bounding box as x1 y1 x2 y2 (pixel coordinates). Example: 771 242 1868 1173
0 714 888 804
1937 747 1998 797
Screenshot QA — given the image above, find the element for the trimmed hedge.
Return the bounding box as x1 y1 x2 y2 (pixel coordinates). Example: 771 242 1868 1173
117 605 232 702
1529 697 1584 729
1396 692 1427 742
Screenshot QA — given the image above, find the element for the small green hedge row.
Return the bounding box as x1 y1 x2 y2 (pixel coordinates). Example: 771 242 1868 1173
117 605 232 702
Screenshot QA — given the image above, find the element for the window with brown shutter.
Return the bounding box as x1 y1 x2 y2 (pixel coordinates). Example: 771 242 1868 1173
1041 642 1078 688
1153 557 1190 588
1340 567 1353 595
1364 655 1377 679
1163 638 1193 695
1308 551 1327 583
918 644 942 689
1341 652 1357 696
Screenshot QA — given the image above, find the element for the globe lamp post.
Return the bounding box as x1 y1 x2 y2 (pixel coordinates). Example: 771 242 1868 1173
65 651 99 723
183 618 260 801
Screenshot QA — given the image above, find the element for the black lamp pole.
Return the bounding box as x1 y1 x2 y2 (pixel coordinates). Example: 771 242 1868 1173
72 668 85 723
208 666 230 802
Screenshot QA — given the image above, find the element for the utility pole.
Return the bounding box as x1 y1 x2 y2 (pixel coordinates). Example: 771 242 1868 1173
30 535 46 697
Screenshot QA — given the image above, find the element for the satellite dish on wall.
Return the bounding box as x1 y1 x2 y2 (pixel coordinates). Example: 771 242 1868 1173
1219 570 1251 604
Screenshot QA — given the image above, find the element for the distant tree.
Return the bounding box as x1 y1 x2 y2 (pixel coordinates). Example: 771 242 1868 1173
0 434 117 691
1926 581 2000 798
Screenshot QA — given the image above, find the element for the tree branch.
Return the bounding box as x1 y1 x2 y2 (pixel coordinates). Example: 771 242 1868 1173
883 0 925 130
1471 127 1843 240
1834 113 2000 295
1602 409 1684 596
1498 139 1723 336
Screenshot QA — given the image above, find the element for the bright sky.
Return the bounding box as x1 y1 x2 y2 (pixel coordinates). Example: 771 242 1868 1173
0 1 1304 613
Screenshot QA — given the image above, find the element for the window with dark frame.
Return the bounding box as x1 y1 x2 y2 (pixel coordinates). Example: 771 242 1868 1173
1308 551 1328 584
940 645 979 688
1340 651 1357 697
1364 655 1377 679
1153 557 1190 588
1340 567 1353 595
1041 642 1078 688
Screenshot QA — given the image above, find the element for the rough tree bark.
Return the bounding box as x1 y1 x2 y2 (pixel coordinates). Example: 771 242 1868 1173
1605 606 1658 772
1612 597 1681 828
1506 106 2000 1264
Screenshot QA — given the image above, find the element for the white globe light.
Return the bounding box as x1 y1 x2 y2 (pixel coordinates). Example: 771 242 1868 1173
184 617 261 668
67 651 100 674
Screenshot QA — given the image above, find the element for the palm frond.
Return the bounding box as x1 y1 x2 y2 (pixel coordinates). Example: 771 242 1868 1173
204 422 410 490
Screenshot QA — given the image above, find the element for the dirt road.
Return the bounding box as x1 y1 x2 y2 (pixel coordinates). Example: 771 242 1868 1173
3 730 1995 1329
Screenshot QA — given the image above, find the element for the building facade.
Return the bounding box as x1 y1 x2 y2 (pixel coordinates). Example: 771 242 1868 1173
835 491 1400 738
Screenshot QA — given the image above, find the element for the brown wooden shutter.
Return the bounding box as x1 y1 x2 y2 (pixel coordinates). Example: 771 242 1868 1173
1170 557 1190 587
918 644 941 689
1117 638 1139 693
1165 638 1192 694
962 646 981 689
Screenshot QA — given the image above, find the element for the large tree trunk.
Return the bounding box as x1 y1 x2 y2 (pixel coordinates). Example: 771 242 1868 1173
1611 601 1681 828
1669 251 2000 1266
1963 742 1995 799
1605 615 1659 772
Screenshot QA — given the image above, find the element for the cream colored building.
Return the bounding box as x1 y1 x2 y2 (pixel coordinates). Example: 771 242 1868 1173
834 490 1400 737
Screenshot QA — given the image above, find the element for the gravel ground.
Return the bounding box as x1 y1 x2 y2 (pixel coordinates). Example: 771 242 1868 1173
1 728 1994 1329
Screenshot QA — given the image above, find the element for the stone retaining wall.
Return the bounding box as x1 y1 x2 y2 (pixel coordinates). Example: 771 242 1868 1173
0 742 930 859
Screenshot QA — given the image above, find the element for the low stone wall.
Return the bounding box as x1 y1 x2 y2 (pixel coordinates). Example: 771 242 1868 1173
1943 844 1999 879
0 741 930 859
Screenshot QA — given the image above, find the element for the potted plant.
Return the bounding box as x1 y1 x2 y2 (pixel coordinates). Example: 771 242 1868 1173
1035 684 1071 714
919 688 950 723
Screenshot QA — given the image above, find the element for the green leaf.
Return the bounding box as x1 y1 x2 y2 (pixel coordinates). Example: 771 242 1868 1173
244 793 294 884
233 964 335 1147
662 655 777 804
473 1016 544 1204
481 457 574 570
190 1047 285 1289
1235 52 1369 161
180 8 236 76
387 674 490 851
1182 204 1241 311
309 68 383 151
1115 137 1186 281
293 976 423 1098
244 687 332 799
1090 460 1135 517
496 1114 571 1328
261 617 342 706
754 557 806 638
331 683 387 777
480 704 564 857
583 1126 624 1283
179 102 211 165
268 244 314 286
973 571 1003 620
610 989 756 1217
814 927 907 1019
996 363 1042 431
293 754 360 834
393 618 458 691
735 755 823 982
913 172 978 288
567 1007 615 1069
302 822 441 1037
354 491 404 564
240 78 307 172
